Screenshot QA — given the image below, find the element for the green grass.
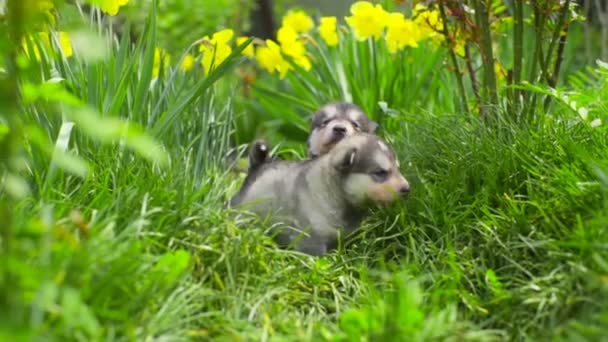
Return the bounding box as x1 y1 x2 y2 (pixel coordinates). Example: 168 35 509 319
2 1 608 341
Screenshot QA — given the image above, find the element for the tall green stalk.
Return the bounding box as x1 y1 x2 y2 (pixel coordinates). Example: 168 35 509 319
1 0 26 320
473 0 498 112
512 0 524 118
438 0 468 114
542 0 572 111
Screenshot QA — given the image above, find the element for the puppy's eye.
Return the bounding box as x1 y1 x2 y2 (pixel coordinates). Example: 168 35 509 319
319 119 331 127
371 169 390 182
352 122 361 130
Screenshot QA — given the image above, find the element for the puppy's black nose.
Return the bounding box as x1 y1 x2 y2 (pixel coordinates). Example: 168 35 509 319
333 126 347 135
399 185 410 194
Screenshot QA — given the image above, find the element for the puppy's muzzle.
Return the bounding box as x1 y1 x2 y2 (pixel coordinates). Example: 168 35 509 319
398 178 410 195
332 125 347 137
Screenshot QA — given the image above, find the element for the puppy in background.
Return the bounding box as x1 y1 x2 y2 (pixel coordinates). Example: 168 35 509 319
248 101 378 168
228 133 409 256
307 102 378 158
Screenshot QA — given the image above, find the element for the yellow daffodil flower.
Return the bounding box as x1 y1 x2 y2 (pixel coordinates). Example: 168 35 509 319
276 26 311 71
200 29 234 74
57 32 73 57
413 3 428 15
236 37 255 57
282 10 314 33
385 13 420 53
153 47 170 77
345 1 390 41
292 54 312 71
201 43 232 74
210 28 234 45
414 5 443 40
23 31 73 60
179 53 195 72
277 26 306 56
319 16 339 47
98 0 129 16
255 40 291 79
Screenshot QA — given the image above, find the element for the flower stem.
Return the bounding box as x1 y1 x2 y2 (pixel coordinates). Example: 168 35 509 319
473 0 498 112
438 0 469 114
512 0 524 119
543 0 572 111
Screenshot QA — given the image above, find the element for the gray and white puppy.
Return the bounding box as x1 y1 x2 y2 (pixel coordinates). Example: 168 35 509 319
246 102 377 168
228 132 409 256
307 102 378 158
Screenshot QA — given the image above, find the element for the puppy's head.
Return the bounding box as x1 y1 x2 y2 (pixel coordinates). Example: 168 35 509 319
307 102 378 158
329 133 409 207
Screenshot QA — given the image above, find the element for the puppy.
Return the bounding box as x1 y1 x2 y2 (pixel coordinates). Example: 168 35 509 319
307 102 378 158
247 101 378 168
228 133 409 256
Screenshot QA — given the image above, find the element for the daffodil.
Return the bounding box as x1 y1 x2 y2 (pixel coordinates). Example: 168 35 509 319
277 26 306 56
57 32 73 57
413 3 428 15
200 29 234 74
276 26 311 71
446 29 469 57
98 0 129 16
255 40 291 79
236 36 255 57
23 31 73 60
345 1 390 41
201 43 232 74
209 28 234 45
153 47 170 77
179 53 195 72
282 10 314 33
413 5 443 40
318 16 339 47
292 54 311 71
385 13 421 53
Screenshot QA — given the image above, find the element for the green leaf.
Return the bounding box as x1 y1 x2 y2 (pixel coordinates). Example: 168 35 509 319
151 249 191 288
60 287 101 338
0 123 9 140
49 121 89 178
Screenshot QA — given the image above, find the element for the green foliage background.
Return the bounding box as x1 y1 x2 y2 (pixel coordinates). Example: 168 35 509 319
120 0 254 53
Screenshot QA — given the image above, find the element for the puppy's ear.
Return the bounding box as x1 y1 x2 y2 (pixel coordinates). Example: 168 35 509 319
331 147 357 171
310 111 321 128
248 139 269 171
367 120 379 133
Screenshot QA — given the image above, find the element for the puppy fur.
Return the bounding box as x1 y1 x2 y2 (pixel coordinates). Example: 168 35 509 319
228 133 409 256
307 102 378 158
247 102 378 168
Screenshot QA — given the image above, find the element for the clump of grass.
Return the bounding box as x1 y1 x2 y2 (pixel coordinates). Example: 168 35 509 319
361 106 608 339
